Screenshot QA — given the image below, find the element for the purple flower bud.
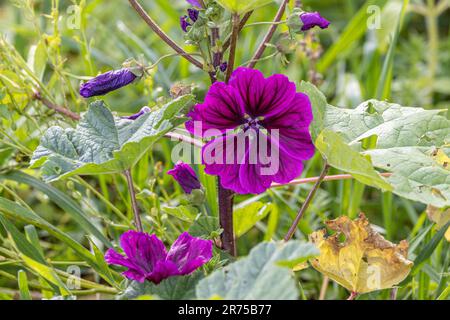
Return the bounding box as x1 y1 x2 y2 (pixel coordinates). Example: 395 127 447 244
122 106 151 120
167 161 202 194
300 12 330 31
187 8 199 22
219 62 228 72
180 15 191 32
80 68 137 98
186 0 202 7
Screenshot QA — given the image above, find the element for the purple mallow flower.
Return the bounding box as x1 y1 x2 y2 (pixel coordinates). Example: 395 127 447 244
167 161 202 194
105 231 213 284
219 62 228 72
300 12 330 31
186 67 315 194
188 8 199 22
79 68 137 98
180 15 191 32
122 106 151 120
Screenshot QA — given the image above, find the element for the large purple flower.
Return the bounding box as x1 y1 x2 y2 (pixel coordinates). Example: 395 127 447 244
80 68 137 98
300 12 330 31
167 161 202 194
105 231 213 284
186 67 315 194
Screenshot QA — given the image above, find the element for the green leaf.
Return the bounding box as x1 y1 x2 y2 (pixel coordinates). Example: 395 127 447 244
162 205 198 222
322 100 450 206
299 81 327 141
0 216 70 295
195 241 318 300
119 271 203 300
316 130 392 190
233 202 272 237
18 270 32 300
215 0 273 14
0 197 99 271
188 215 221 239
0 170 111 247
30 95 194 182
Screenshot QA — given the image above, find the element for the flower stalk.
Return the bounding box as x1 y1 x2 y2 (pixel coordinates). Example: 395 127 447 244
225 13 241 82
124 169 143 232
128 0 204 70
284 161 330 241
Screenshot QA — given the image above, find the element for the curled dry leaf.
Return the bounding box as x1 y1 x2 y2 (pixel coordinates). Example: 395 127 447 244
426 205 450 242
309 213 413 294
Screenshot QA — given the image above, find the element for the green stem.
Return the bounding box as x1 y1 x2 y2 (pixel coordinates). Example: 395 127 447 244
124 169 143 232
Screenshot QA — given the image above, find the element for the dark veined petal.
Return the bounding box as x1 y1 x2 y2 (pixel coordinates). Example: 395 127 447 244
228 67 296 118
300 12 330 31
187 8 199 22
180 15 191 32
167 161 202 194
105 248 148 283
167 232 213 275
185 82 245 137
79 68 137 98
147 260 180 284
119 231 167 274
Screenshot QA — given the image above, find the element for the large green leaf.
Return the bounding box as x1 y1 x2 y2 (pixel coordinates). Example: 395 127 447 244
322 100 450 207
299 81 327 141
30 95 194 182
215 0 273 14
195 241 319 300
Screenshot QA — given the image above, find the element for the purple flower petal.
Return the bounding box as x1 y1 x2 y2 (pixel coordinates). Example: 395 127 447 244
180 15 191 32
300 12 330 31
187 8 199 22
186 0 202 7
167 161 202 194
167 232 213 275
186 82 245 137
79 68 137 98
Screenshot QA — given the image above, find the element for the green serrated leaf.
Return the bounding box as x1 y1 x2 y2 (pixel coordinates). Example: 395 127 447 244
30 95 194 182
162 205 198 222
188 215 221 239
195 241 317 300
215 0 273 14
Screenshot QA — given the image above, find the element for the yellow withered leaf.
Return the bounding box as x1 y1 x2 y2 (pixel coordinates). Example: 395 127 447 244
309 213 413 294
426 205 450 242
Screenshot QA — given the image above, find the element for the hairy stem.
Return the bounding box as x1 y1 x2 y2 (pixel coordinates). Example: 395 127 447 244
33 91 80 121
218 179 236 256
124 169 143 232
223 11 253 52
128 0 203 70
225 13 241 82
284 162 330 241
248 0 288 68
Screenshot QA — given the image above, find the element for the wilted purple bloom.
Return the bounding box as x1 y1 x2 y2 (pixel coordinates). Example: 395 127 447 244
186 0 202 7
122 106 151 120
79 68 137 98
219 62 228 72
187 8 199 22
105 231 213 284
300 12 330 31
167 161 202 194
180 15 191 32
186 67 315 194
